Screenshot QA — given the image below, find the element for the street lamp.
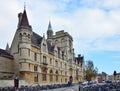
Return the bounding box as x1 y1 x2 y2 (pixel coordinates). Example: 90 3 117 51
14 75 19 89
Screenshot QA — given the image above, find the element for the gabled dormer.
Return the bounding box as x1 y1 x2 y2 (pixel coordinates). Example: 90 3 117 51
41 34 48 53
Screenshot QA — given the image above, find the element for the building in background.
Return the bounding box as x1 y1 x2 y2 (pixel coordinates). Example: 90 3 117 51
0 48 14 79
0 8 85 85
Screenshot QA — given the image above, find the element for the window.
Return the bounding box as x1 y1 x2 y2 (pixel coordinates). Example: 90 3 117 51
65 64 66 69
60 62 62 68
50 70 53 82
55 40 58 44
34 66 38 71
76 69 78 76
56 71 58 82
34 53 37 61
19 48 22 56
28 49 30 56
43 43 46 52
19 33 22 40
50 58 52 65
20 63 22 68
34 74 38 82
55 61 58 67
69 40 72 48
65 72 67 75
43 56 47 63
62 51 64 60
42 74 46 81
29 63 30 69
28 34 31 41
58 49 60 58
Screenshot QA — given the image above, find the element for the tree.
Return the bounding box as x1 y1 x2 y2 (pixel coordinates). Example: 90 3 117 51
85 60 98 81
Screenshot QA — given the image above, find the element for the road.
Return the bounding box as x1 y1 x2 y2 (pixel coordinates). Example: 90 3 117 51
40 84 79 91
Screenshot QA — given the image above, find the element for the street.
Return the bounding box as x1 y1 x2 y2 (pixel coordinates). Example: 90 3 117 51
40 84 79 91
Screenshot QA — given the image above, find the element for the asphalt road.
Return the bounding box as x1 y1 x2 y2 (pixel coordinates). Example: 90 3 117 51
40 84 79 91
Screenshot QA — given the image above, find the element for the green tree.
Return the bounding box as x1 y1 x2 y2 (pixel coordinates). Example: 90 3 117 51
85 60 98 81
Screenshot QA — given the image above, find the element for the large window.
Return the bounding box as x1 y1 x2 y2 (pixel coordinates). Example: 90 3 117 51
42 74 46 81
62 51 64 60
56 71 58 82
50 70 53 82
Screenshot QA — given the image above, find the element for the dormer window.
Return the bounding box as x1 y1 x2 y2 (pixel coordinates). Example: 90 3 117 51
19 33 22 40
43 43 46 52
28 34 31 41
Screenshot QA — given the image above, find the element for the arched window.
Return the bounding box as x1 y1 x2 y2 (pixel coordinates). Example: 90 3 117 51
49 69 53 81
61 38 65 47
28 34 31 41
55 40 58 44
19 33 22 40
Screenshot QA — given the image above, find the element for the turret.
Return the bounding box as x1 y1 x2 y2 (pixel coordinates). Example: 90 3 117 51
17 8 32 43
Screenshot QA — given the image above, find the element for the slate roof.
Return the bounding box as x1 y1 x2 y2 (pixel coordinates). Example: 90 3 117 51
31 32 55 54
19 9 29 27
47 42 54 54
31 32 43 47
0 49 14 60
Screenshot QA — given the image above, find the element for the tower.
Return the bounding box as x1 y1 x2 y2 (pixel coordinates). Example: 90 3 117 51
10 8 32 76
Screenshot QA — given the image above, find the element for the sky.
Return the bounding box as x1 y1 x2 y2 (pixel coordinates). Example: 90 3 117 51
0 0 120 75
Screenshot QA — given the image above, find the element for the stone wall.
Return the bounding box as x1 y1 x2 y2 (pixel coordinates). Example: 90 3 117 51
0 79 28 87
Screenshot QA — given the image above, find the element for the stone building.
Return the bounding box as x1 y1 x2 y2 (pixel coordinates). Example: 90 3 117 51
0 48 14 78
0 8 85 85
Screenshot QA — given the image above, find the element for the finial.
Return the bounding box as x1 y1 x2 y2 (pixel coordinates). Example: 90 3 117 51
43 33 45 38
24 1 26 10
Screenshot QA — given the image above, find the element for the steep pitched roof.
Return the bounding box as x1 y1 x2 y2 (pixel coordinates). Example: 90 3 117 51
31 32 55 54
0 48 14 60
19 9 29 27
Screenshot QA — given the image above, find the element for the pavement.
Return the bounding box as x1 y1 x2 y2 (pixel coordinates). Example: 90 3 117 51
40 85 79 91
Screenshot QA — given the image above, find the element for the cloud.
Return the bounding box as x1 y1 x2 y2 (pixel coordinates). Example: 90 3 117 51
0 0 120 54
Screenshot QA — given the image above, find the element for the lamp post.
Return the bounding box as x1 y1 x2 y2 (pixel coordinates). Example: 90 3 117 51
14 76 19 89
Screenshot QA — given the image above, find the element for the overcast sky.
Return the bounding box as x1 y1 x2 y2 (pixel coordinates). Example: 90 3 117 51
0 0 120 75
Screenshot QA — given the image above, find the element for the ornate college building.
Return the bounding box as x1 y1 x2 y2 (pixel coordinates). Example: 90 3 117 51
0 8 85 85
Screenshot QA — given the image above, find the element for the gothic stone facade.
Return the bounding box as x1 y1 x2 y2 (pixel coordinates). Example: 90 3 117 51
3 9 85 85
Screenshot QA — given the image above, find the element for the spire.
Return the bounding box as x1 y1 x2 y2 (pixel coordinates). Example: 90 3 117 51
47 20 53 39
6 43 10 53
19 8 29 27
48 20 52 31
